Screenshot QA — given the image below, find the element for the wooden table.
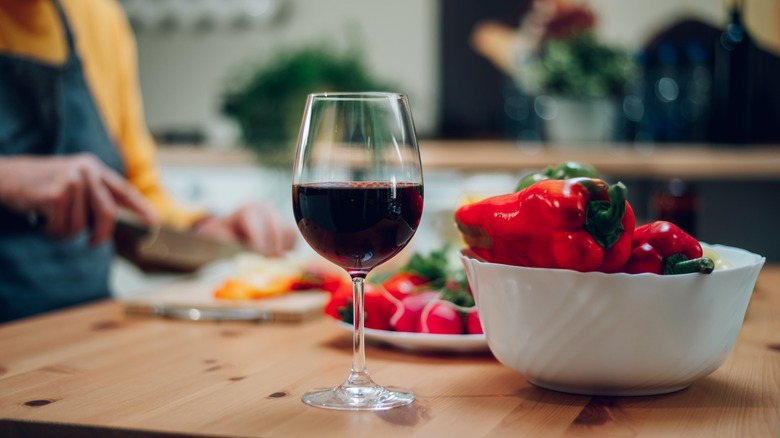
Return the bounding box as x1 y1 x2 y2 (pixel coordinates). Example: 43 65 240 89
1 267 779 437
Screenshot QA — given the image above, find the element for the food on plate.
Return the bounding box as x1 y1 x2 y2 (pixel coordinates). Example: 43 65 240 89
455 177 635 273
515 161 599 191
214 277 295 300
465 311 483 335
325 247 483 335
382 272 429 299
624 221 715 275
209 248 484 336
213 253 341 300
390 291 441 333
325 281 397 331
213 254 300 300
420 301 464 335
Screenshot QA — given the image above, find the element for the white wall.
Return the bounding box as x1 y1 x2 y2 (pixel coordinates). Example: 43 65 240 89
132 0 736 143
133 0 440 141
588 0 723 47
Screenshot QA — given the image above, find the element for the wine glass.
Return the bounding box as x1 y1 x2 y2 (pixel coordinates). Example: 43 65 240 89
292 92 424 410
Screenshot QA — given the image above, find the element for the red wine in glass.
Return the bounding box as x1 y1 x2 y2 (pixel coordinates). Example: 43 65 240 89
293 181 423 278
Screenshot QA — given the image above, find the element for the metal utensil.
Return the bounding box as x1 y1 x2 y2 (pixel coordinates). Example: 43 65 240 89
114 209 244 272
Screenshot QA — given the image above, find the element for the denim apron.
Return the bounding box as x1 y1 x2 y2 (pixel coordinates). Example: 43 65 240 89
0 1 125 322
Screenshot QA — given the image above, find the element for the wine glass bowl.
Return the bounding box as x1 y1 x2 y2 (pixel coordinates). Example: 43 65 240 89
292 181 423 277
292 92 423 410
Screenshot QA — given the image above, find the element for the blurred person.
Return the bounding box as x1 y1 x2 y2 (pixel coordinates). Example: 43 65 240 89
0 0 297 323
470 0 596 93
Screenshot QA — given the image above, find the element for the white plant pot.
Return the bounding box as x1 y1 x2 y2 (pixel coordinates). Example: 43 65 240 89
539 96 617 147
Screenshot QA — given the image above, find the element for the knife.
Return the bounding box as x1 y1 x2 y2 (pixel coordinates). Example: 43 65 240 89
114 209 244 272
125 302 274 322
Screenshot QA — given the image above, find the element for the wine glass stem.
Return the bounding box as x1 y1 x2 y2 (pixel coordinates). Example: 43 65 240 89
348 276 371 386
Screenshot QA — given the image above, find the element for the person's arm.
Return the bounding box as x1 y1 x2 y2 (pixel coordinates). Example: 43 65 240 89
470 0 593 93
109 7 296 256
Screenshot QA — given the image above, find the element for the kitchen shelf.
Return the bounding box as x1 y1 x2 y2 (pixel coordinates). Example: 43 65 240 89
157 141 780 180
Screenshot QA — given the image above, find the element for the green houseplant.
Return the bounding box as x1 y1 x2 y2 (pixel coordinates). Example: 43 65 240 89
535 30 634 144
537 31 633 100
484 1 634 144
222 44 394 165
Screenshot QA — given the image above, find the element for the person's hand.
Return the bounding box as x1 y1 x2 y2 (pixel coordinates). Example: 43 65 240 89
470 20 518 74
0 154 158 244
470 1 558 75
192 202 297 258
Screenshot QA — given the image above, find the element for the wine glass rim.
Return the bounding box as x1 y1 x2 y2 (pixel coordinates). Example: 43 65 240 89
308 91 407 100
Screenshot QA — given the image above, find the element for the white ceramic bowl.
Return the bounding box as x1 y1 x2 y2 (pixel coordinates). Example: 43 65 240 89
460 244 765 396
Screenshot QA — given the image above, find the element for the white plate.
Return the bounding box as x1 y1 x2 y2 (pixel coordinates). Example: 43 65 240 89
337 322 489 353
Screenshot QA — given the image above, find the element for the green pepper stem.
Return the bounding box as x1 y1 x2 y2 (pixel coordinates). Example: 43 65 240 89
664 255 715 275
585 182 627 249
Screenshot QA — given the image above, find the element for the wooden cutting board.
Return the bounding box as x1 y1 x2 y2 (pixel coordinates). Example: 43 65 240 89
121 277 330 323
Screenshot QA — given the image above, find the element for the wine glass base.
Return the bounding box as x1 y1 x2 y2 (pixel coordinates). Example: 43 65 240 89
302 383 415 411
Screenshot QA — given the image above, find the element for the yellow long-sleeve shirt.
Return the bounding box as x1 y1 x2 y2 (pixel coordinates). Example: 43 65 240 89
0 0 204 229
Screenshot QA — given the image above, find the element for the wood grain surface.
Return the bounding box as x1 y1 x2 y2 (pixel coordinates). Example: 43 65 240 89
1 267 779 437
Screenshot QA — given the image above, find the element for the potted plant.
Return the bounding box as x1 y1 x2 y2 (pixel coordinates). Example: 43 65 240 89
535 30 634 144
222 43 394 165
471 0 634 144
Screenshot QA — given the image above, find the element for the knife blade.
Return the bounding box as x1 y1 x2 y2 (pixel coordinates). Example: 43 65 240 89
114 209 244 272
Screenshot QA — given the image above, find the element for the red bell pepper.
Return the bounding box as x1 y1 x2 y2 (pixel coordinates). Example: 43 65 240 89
516 161 600 191
624 221 714 275
455 178 635 273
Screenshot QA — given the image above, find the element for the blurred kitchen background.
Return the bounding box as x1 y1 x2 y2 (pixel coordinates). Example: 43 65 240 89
112 0 780 292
